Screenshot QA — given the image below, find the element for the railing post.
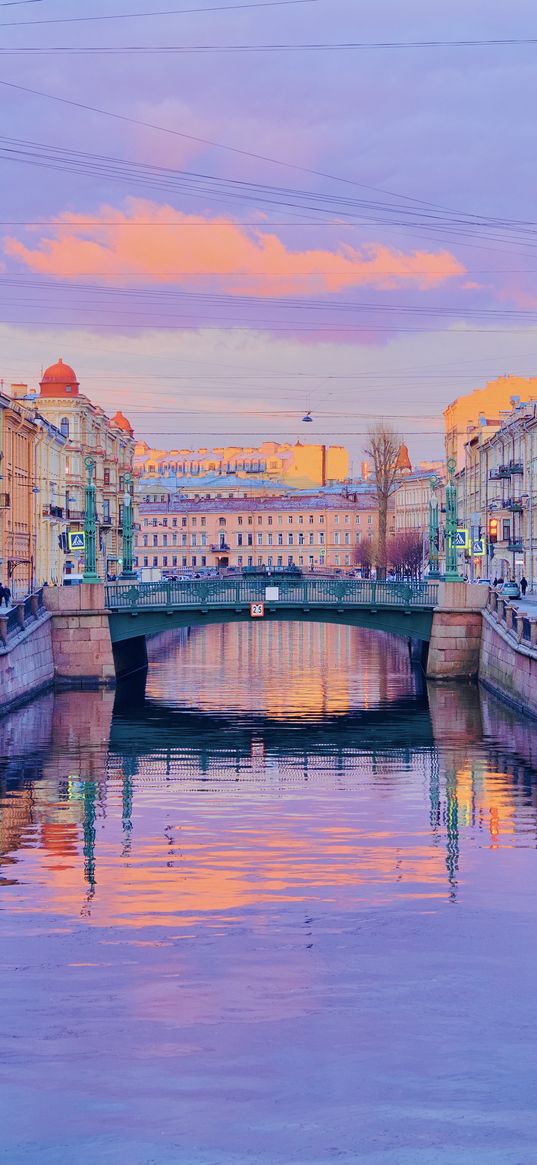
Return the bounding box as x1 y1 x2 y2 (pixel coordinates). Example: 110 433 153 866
505 604 514 632
16 603 25 629
497 597 505 622
0 617 7 646
531 618 537 648
30 593 38 618
516 614 525 643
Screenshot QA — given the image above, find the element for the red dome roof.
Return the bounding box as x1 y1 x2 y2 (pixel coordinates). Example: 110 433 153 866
40 357 79 398
111 410 134 436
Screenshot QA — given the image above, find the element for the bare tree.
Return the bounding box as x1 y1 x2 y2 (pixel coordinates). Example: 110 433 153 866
388 531 424 580
365 424 402 580
354 537 375 577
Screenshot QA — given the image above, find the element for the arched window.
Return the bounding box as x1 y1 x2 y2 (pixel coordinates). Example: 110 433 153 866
60 417 69 438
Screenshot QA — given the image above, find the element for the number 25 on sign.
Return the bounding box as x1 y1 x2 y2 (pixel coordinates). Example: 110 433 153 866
250 602 264 618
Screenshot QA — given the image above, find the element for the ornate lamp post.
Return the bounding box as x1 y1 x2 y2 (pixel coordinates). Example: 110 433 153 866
444 456 463 582
428 474 441 578
83 455 101 583
120 472 135 579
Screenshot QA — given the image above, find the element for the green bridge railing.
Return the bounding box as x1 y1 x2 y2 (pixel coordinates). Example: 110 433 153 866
105 577 439 612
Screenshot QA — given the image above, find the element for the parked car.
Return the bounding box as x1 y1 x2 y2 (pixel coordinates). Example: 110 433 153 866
502 580 521 599
243 564 268 576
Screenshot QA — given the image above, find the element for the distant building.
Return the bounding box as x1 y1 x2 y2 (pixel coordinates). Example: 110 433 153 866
393 462 445 537
135 489 389 573
134 439 350 490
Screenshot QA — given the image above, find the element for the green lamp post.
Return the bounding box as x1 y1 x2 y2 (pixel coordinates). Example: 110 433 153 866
428 474 441 578
83 455 101 583
120 471 135 579
444 456 463 582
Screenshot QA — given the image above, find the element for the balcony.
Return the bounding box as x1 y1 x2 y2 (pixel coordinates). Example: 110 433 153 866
100 512 113 527
507 539 524 553
509 460 524 475
210 543 230 552
489 466 511 480
42 503 64 519
66 508 83 521
505 498 524 513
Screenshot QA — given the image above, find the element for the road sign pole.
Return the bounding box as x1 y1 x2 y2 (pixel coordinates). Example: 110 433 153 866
120 472 135 579
83 456 102 583
428 475 440 578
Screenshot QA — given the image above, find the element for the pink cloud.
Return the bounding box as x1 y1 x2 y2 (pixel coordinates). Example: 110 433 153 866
4 199 465 297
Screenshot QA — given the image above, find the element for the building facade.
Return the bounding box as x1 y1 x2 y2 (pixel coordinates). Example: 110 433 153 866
457 400 537 585
32 360 135 580
393 464 445 536
135 491 383 573
444 375 537 472
134 439 350 490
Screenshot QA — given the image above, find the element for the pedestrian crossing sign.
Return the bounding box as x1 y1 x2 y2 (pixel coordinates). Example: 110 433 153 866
454 528 469 548
472 538 485 556
68 531 85 551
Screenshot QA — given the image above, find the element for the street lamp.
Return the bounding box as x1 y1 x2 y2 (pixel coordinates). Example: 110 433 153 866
83 455 101 583
428 474 441 578
120 472 135 579
445 456 463 582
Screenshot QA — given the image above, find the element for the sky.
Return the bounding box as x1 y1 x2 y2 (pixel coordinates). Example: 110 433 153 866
1 0 537 468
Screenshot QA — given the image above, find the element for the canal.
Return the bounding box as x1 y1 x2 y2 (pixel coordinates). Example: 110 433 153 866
2 622 537 1164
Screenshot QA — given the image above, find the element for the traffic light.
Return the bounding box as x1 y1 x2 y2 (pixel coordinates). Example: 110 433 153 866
488 518 498 545
58 532 68 552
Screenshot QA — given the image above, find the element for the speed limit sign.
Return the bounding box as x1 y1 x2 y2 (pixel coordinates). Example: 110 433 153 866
250 602 264 618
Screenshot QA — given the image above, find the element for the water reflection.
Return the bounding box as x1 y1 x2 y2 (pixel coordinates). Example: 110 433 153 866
2 624 537 1163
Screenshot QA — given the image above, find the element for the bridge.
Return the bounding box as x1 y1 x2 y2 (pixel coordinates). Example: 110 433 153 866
105 576 440 646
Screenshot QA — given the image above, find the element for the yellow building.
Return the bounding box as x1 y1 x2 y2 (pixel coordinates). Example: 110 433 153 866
393 464 445 536
135 490 381 573
135 439 349 490
32 414 68 587
0 392 36 596
444 375 537 472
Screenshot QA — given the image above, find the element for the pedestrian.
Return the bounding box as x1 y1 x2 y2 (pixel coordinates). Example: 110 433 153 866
520 576 528 596
2 584 11 608
493 576 498 587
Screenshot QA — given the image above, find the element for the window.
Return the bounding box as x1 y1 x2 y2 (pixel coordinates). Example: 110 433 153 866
182 517 187 527
257 533 263 546
192 517 197 527
288 515 293 524
277 533 283 546
201 556 207 566
344 532 350 545
172 518 178 527
247 533 253 546
201 517 206 526
219 517 226 526
298 532 304 545
153 535 158 546
257 516 262 525
248 516 253 525
267 533 273 546
278 515 283 525
334 532 341 545
144 518 148 526
172 556 177 567
355 514 361 523
267 516 273 526
345 554 350 565
182 556 187 567
287 555 293 565
309 515 314 524
319 532 324 545
238 555 243 566
345 514 350 524
335 554 340 566
503 520 511 541
104 469 110 486
277 555 283 567
238 516 243 526
298 555 303 566
143 556 148 567
267 555 273 566
201 533 207 546
309 532 314 545
288 533 293 545
163 518 168 527
319 516 324 524
60 417 69 438
257 556 263 566
153 556 158 566
237 533 243 546
163 556 168 566
298 515 303 525
152 518 157 527
191 534 197 547
368 516 372 525
191 556 197 566
172 533 177 546
182 534 187 546
163 534 168 547
247 556 253 567
335 514 339 524
143 535 148 547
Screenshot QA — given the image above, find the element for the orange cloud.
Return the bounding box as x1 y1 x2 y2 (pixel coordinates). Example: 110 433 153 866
4 199 465 296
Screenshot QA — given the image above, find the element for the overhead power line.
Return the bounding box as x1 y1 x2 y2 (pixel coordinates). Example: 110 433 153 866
3 37 537 53
0 0 320 26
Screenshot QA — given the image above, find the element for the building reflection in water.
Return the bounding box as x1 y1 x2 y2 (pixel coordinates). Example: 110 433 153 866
1 624 537 921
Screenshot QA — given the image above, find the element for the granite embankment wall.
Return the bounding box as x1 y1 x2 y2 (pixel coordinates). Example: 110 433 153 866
426 581 488 680
479 599 537 719
0 612 55 712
